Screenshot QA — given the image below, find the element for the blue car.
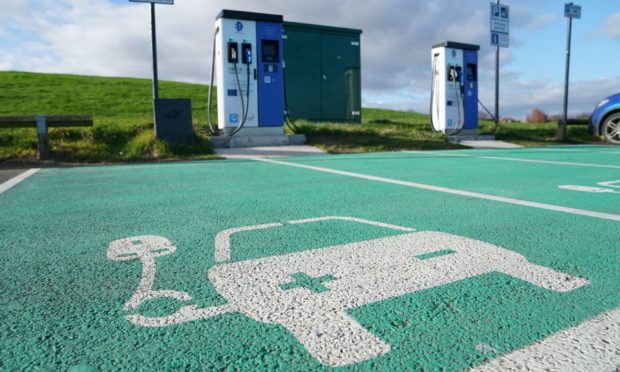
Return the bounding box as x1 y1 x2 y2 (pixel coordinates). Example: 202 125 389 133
590 92 620 144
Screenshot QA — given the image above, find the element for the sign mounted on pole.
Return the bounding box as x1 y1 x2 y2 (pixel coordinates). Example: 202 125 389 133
490 1 509 134
559 3 582 140
128 0 179 141
490 2 509 47
491 32 509 48
129 0 174 4
564 3 581 19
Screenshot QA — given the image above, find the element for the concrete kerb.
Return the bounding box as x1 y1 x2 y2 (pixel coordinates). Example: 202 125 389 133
210 134 308 149
457 140 523 149
215 145 326 159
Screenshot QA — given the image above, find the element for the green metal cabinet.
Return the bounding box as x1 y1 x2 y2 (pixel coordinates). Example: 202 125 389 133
283 22 362 123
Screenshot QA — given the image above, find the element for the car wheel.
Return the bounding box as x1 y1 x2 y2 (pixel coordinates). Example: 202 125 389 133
602 112 620 144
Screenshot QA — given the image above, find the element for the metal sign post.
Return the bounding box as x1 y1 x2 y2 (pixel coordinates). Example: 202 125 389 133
490 1 509 133
150 3 159 100
559 3 581 140
129 0 174 124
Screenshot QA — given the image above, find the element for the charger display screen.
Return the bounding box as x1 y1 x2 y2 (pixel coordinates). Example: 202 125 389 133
261 39 279 63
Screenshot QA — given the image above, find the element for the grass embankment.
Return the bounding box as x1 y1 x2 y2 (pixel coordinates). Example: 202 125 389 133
296 109 465 153
480 121 600 147
299 114 600 154
0 71 218 163
0 71 601 163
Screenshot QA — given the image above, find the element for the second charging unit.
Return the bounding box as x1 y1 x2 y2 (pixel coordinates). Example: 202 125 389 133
215 10 285 136
430 41 480 135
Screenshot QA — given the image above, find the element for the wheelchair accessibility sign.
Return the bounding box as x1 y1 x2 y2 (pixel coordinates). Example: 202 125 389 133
108 217 589 367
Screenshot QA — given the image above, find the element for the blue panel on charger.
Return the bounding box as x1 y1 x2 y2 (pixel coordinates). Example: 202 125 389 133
256 21 284 127
462 49 479 130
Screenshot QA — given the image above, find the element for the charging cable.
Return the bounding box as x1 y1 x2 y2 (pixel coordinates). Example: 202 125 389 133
448 67 464 136
430 54 440 131
430 59 464 135
226 57 250 137
207 29 252 138
282 61 299 133
207 27 220 135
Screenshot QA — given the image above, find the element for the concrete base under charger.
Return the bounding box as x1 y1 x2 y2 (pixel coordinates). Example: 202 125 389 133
446 129 521 149
211 133 307 148
447 129 495 143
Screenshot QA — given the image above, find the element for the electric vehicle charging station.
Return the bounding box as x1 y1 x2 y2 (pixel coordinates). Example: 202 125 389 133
210 10 306 147
430 42 480 136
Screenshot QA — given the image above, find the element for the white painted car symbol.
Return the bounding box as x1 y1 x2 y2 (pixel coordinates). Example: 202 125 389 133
108 217 589 367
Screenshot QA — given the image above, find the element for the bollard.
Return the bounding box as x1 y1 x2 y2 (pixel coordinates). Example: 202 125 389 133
36 115 49 160
557 119 567 141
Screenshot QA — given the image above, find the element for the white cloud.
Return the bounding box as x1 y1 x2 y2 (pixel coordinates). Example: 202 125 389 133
0 0 30 23
477 74 619 120
602 12 620 40
3 0 500 81
41 3 154 77
526 13 560 32
0 0 616 119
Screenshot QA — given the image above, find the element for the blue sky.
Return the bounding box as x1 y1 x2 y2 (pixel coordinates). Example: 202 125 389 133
0 0 618 119
510 2 616 84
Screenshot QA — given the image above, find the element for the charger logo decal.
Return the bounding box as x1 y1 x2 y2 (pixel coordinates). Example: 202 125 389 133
108 217 589 367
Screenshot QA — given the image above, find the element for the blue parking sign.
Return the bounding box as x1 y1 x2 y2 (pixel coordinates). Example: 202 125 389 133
564 3 581 19
501 6 508 18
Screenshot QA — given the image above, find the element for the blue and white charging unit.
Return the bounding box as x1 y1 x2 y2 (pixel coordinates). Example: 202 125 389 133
430 41 479 136
214 10 285 136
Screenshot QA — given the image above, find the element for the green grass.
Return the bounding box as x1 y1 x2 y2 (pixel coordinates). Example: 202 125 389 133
0 71 218 163
295 108 466 153
478 120 601 146
294 110 601 154
0 71 603 163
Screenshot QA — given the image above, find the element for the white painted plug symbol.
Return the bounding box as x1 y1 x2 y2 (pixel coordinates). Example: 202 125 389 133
108 235 237 327
107 236 193 310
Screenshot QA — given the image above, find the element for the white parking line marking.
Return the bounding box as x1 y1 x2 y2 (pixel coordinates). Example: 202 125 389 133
0 169 41 194
472 307 620 371
404 151 620 169
559 185 620 194
599 180 620 189
478 156 620 169
535 149 588 152
255 158 620 222
559 180 620 194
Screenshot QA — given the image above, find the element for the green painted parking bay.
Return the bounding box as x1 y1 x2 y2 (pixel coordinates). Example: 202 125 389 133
280 147 620 215
0 145 618 370
453 146 620 167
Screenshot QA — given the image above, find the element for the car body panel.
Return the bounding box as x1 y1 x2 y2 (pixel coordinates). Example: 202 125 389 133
590 92 620 135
